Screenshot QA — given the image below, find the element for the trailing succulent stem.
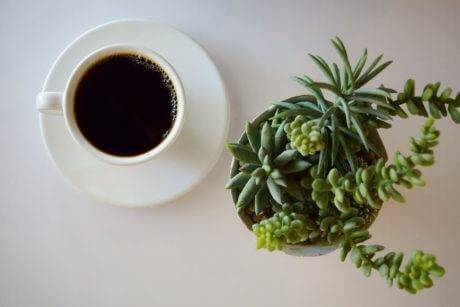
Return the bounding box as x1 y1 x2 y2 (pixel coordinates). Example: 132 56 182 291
319 208 445 294
226 37 452 294
312 118 439 212
389 79 460 123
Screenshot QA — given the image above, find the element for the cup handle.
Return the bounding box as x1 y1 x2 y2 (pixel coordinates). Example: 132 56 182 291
36 92 64 115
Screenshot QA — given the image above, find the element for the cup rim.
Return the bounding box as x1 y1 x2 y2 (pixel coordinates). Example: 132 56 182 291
63 44 186 165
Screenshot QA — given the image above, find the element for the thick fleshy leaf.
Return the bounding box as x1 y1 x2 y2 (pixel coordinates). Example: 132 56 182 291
273 177 288 188
361 244 384 255
414 99 428 116
428 101 442 119
251 167 265 178
245 122 260 152
273 149 298 167
422 86 434 101
255 186 269 215
225 172 251 189
258 147 267 163
282 160 311 174
340 242 352 261
404 79 415 97
236 177 259 209
448 103 460 123
260 122 274 155
362 263 372 277
266 177 282 204
226 143 259 164
274 121 287 155
285 177 305 201
239 163 259 174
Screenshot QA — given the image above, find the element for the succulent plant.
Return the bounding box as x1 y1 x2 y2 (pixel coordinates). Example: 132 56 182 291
226 121 311 215
284 116 325 156
226 37 456 294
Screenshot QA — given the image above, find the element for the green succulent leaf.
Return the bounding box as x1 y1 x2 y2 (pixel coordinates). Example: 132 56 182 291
245 122 261 152
282 94 317 103
338 133 356 172
226 143 259 164
255 186 269 215
331 36 355 88
273 108 322 120
261 122 275 155
350 114 370 151
274 121 287 154
354 88 392 98
226 172 251 189
239 163 259 174
308 53 337 87
267 177 282 204
285 177 305 201
273 149 298 167
237 177 259 210
296 101 322 112
282 160 312 174
273 101 302 110
353 48 367 79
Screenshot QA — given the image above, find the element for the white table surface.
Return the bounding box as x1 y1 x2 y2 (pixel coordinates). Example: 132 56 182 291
1 0 459 306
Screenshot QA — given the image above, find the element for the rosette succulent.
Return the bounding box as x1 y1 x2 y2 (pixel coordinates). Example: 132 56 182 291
226 121 311 215
226 37 456 294
284 116 325 156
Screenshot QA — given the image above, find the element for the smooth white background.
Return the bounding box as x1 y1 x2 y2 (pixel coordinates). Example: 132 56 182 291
1 0 459 306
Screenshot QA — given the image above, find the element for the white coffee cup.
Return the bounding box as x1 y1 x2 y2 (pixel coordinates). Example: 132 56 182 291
36 44 185 166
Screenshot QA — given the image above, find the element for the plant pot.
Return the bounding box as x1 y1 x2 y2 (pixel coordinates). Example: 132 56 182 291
229 105 388 256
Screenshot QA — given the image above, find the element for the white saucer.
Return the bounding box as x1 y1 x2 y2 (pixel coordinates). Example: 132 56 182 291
39 20 229 207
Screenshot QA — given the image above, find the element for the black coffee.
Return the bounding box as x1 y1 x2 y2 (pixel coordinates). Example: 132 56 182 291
74 53 177 157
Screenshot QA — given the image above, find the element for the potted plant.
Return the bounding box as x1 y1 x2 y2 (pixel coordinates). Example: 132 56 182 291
226 37 457 294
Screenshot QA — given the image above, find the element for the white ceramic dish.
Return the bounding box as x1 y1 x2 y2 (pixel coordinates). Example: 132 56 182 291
38 20 229 207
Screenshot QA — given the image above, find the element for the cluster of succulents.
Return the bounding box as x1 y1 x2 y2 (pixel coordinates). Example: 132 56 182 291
284 116 325 156
226 37 458 293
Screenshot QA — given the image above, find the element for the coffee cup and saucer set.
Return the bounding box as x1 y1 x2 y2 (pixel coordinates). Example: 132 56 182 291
36 19 229 207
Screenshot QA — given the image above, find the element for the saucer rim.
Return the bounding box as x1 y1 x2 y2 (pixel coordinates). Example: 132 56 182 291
39 19 230 207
